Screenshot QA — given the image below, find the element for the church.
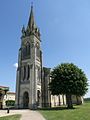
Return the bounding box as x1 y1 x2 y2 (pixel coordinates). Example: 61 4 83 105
15 5 83 109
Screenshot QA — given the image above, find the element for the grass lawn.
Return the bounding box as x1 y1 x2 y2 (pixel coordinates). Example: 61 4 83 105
40 102 90 120
0 114 21 120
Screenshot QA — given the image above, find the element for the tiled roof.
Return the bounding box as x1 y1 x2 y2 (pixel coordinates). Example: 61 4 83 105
0 86 8 88
7 92 16 94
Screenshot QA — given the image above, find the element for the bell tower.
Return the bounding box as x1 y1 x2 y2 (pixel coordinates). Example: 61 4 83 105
15 5 42 109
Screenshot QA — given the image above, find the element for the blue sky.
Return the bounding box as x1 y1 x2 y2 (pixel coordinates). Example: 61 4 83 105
0 0 90 98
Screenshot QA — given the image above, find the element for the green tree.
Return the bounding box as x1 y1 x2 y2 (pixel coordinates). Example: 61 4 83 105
49 63 88 108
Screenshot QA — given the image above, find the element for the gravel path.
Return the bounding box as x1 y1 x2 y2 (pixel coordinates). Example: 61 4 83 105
0 109 46 120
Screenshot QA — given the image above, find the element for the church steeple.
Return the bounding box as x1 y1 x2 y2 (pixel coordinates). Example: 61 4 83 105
28 5 35 30
21 5 40 39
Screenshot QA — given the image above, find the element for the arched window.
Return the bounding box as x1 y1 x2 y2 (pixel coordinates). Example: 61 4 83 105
22 47 27 59
37 68 41 84
22 43 31 59
37 90 40 106
26 46 28 56
23 66 26 80
27 65 30 80
36 47 40 58
27 44 30 56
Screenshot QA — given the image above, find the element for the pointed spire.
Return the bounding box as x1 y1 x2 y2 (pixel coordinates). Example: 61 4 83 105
25 4 40 39
28 4 35 30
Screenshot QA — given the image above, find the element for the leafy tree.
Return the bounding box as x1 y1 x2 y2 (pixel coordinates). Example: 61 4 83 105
49 63 88 108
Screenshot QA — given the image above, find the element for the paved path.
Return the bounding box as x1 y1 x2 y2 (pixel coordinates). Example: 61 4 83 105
20 110 45 120
0 109 46 120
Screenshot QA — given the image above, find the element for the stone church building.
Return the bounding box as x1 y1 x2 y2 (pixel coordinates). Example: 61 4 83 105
15 6 83 109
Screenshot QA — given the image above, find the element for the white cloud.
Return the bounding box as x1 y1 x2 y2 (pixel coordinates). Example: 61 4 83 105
13 63 18 68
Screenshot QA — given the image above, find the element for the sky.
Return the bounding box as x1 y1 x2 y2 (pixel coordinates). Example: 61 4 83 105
0 0 90 98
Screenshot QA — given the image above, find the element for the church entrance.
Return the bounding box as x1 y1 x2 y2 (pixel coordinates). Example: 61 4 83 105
23 92 29 108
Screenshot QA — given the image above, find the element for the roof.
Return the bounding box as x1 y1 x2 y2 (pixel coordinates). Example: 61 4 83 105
0 86 9 91
7 92 16 94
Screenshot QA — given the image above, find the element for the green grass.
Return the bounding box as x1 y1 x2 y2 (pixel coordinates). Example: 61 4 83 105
40 102 90 120
0 114 21 120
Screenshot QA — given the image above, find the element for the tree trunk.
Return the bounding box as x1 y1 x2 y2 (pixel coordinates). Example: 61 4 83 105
62 95 65 105
58 95 61 106
66 94 73 109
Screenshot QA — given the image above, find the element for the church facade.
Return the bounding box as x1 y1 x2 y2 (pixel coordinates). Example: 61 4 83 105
15 6 83 109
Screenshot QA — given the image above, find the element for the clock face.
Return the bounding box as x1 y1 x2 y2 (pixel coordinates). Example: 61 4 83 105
36 42 40 48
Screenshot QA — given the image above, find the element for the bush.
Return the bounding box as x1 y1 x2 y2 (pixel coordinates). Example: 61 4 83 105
6 100 15 106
